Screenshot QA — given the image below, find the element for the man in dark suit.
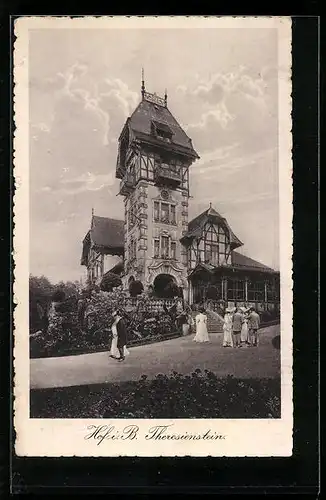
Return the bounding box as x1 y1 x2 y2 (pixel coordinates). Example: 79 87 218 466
112 310 128 362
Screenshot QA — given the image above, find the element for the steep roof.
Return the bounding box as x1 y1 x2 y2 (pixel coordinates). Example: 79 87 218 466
81 216 124 265
128 98 199 158
231 251 277 273
181 206 243 250
91 216 124 250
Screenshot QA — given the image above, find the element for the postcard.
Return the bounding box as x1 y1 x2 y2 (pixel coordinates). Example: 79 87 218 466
13 16 293 457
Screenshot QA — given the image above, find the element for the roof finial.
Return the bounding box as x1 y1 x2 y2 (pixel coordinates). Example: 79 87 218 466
164 88 168 107
209 202 212 209
92 207 94 217
141 68 145 99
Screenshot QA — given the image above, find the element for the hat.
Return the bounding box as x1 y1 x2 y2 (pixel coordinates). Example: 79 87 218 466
225 307 233 313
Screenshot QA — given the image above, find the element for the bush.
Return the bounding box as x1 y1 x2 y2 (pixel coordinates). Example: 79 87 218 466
129 280 144 297
30 288 180 358
100 273 122 292
30 372 281 419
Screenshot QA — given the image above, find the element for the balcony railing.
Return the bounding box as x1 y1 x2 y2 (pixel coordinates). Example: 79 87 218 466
119 175 135 196
154 166 181 186
154 254 177 260
154 216 177 226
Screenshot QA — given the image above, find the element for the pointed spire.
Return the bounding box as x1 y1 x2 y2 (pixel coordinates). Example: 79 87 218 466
141 68 145 99
164 88 168 107
207 202 214 217
92 207 94 217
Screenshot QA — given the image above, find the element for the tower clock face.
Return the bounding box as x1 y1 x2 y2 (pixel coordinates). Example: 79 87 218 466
161 189 169 200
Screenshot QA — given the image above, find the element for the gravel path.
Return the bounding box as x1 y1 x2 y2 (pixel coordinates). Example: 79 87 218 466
30 325 280 389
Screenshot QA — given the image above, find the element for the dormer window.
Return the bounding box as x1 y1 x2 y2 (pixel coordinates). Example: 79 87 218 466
151 121 173 142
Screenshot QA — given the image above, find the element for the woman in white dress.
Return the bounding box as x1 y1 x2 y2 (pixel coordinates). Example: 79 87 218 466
193 307 210 343
222 308 233 347
240 308 250 346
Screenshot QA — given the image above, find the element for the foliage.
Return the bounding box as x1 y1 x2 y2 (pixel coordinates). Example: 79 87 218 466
100 272 122 292
129 280 144 297
30 373 281 419
29 275 55 332
30 287 180 358
29 275 80 333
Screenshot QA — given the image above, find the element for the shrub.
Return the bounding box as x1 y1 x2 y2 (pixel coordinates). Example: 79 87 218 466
129 280 144 297
100 273 122 292
30 287 180 358
30 372 281 419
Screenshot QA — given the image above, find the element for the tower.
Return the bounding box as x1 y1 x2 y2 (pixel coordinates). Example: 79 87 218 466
115 76 199 298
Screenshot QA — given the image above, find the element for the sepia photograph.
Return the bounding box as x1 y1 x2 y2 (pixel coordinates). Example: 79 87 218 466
14 16 292 457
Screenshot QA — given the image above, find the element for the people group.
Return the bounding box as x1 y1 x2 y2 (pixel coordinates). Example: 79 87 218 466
36 286 261 362
109 309 129 362
107 302 261 360
223 306 261 348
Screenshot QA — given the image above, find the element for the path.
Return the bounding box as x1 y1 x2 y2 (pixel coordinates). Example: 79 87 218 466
30 325 280 389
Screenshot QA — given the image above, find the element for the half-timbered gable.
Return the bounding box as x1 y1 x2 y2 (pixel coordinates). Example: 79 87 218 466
183 205 280 311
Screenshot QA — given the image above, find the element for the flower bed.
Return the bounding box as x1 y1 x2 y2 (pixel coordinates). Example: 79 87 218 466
30 371 281 419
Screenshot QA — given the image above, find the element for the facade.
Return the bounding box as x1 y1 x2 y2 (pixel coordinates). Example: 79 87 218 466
81 82 280 312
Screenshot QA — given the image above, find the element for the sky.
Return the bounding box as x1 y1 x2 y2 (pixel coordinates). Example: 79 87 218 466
29 26 279 283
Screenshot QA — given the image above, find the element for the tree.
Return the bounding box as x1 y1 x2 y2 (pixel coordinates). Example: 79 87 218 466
100 272 122 292
29 275 55 332
56 280 79 299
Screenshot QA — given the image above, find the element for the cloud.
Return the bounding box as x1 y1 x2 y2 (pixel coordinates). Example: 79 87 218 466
181 66 277 154
59 172 115 194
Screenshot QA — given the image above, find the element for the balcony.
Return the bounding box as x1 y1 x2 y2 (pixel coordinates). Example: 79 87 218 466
154 166 181 187
119 175 135 196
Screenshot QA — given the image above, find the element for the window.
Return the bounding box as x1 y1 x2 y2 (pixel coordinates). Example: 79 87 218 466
161 236 169 258
153 200 177 225
171 242 176 260
170 205 176 224
266 280 279 301
154 239 160 258
154 201 160 222
153 236 177 260
152 121 173 142
161 203 169 224
247 281 265 302
227 279 245 301
201 223 230 266
204 242 219 266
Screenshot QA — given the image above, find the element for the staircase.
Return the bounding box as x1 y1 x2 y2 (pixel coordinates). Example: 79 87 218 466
191 310 224 334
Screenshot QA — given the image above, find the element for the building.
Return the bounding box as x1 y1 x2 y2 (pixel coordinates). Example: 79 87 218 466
81 214 124 285
81 79 280 312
